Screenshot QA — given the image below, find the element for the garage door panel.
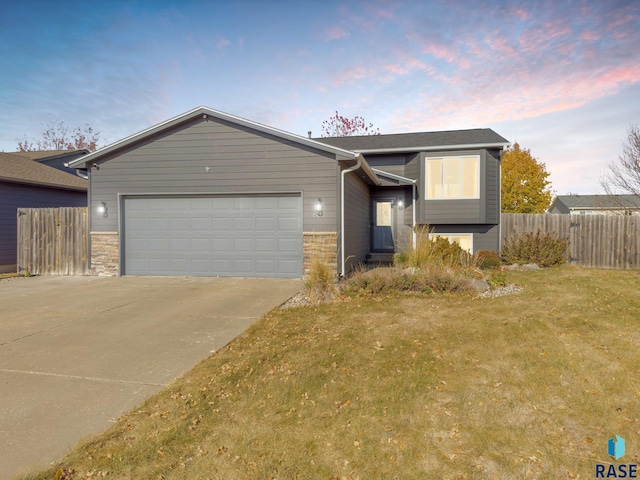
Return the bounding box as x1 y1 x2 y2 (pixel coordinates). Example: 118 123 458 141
124 195 302 277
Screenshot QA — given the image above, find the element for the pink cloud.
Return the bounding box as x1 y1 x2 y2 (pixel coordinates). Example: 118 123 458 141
332 65 369 86
216 37 230 50
323 26 349 41
580 31 601 41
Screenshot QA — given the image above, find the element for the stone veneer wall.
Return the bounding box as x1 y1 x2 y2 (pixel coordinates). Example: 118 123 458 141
303 231 338 278
90 232 119 276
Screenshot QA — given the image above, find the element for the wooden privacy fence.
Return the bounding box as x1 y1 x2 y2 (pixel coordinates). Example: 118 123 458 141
501 213 640 269
17 207 89 275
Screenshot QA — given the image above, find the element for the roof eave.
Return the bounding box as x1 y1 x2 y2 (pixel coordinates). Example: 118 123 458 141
352 142 511 154
67 107 359 168
0 176 87 191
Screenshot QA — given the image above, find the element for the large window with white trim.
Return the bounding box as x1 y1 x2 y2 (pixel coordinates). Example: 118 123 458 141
429 233 473 253
426 155 479 199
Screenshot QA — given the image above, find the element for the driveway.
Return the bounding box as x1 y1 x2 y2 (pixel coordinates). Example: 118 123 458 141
0 276 301 479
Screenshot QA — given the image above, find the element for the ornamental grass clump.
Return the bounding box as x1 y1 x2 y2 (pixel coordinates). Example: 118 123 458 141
395 226 473 269
304 254 336 304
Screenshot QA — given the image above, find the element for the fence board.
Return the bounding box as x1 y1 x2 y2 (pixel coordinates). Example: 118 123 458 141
17 207 89 275
501 213 640 269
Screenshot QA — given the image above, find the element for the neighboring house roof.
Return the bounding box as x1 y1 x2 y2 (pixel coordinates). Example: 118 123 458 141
0 152 87 191
314 129 510 153
16 149 90 162
550 194 640 211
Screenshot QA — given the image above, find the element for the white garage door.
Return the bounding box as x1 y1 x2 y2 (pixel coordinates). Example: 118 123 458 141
122 194 303 278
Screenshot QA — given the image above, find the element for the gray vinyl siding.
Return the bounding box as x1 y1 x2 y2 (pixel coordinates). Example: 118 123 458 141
365 155 406 177
89 117 339 234
343 172 370 272
430 224 499 253
0 181 87 269
485 149 500 223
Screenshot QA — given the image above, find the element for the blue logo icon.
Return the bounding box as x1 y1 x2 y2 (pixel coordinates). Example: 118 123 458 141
609 435 626 460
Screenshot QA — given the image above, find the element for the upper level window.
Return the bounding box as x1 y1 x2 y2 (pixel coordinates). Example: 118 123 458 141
426 155 479 199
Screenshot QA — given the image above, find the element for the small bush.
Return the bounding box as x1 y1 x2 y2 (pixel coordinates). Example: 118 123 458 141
475 250 502 269
304 255 336 303
488 272 507 289
501 231 569 268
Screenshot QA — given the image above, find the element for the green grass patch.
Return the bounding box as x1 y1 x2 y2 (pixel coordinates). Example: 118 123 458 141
19 266 640 479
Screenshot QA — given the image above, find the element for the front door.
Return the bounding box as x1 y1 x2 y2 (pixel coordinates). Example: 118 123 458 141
372 199 395 251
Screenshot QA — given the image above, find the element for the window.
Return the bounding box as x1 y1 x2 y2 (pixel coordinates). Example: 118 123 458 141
426 155 479 199
429 233 473 253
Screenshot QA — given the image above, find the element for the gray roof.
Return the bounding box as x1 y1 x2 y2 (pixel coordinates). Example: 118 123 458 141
314 128 510 153
553 194 640 210
0 152 87 191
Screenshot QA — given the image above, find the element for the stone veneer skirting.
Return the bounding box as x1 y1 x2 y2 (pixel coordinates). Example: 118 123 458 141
90 232 119 277
90 231 338 278
303 231 338 278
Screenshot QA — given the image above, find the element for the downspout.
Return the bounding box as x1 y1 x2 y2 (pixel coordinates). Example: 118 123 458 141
340 154 363 278
412 182 417 249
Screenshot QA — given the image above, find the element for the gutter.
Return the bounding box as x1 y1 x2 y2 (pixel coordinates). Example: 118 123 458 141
351 142 511 155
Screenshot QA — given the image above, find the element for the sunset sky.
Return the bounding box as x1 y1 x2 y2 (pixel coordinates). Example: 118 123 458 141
1 0 638 194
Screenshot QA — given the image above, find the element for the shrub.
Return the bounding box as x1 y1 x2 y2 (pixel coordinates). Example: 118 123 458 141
340 266 473 297
501 231 569 268
475 250 502 269
304 254 336 303
488 271 507 289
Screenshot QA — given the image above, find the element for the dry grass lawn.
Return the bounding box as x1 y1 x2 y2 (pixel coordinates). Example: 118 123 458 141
19 266 640 479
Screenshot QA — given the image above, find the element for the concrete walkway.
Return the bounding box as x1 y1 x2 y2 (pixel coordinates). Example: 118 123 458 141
0 276 301 479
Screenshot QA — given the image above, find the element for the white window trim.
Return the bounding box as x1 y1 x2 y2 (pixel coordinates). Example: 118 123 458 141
429 233 474 254
425 155 480 200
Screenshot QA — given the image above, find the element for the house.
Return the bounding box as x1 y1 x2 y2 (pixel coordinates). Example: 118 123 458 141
66 106 509 278
0 151 88 273
548 195 640 215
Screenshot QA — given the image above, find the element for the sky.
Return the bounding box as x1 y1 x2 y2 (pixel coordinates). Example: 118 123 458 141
1 0 639 195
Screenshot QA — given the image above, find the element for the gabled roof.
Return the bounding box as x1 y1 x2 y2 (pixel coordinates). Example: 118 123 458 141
0 152 87 191
551 194 640 210
314 128 510 154
67 106 362 169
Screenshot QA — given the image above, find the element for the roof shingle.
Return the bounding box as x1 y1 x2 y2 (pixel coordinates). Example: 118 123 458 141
0 152 87 190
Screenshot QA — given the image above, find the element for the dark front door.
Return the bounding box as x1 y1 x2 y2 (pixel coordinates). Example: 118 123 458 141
372 199 395 251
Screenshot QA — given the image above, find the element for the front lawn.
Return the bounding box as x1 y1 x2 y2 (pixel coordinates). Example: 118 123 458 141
21 266 640 479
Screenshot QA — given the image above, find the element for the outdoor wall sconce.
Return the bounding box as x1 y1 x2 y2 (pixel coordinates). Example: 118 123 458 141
314 198 324 217
98 201 108 218
398 199 404 209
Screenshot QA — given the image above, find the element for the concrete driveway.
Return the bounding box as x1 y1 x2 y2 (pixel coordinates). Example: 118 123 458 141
0 275 301 479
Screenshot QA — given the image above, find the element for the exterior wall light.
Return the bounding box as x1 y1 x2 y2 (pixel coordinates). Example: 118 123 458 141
98 201 108 218
398 200 404 209
314 198 324 217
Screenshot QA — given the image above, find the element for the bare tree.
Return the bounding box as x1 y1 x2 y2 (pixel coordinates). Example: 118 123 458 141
17 120 101 152
601 124 640 199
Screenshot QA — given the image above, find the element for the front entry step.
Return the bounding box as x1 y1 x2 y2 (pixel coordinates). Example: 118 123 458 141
365 252 395 266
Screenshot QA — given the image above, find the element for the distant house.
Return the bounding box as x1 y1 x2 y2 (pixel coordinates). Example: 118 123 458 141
66 106 509 278
548 194 640 215
0 151 88 273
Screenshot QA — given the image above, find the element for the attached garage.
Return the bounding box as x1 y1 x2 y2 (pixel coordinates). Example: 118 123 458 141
122 194 303 278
